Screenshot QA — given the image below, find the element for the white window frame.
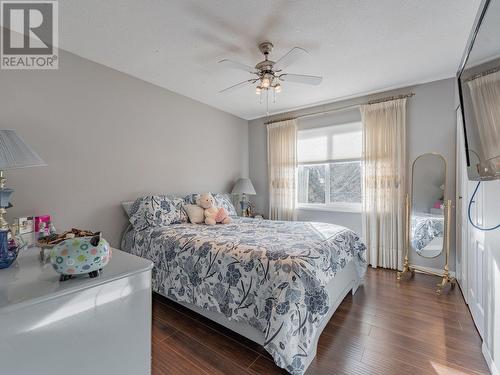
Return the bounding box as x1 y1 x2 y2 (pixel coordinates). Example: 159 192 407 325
296 123 362 213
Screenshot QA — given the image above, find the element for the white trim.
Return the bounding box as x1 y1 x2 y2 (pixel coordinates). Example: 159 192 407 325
298 203 361 213
482 342 499 375
298 158 360 166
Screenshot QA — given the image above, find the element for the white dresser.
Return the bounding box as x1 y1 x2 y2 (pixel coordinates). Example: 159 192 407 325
0 246 153 375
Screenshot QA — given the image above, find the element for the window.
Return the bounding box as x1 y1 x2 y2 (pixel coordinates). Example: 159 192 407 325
297 122 362 212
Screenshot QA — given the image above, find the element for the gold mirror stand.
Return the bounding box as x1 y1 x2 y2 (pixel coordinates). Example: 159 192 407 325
397 194 414 279
397 194 456 294
436 199 456 294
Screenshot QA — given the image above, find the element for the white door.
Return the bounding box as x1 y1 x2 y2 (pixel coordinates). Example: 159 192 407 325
457 107 485 338
467 180 485 338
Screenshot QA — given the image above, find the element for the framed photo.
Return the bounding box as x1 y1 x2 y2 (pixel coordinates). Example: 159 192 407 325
15 216 34 234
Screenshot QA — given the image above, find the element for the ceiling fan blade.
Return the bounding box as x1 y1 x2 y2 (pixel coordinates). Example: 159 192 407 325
279 73 322 85
219 79 258 94
218 59 255 73
273 47 308 71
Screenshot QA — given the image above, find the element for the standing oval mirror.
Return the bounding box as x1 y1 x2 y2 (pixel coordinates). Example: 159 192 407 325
410 153 446 258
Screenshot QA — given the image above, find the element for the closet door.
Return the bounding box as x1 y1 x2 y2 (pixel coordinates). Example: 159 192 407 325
457 107 485 338
467 180 485 338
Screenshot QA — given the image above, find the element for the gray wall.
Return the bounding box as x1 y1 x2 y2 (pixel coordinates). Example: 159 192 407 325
249 78 457 270
0 48 248 247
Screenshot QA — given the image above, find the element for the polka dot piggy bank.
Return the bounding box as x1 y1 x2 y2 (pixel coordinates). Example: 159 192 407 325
50 234 111 281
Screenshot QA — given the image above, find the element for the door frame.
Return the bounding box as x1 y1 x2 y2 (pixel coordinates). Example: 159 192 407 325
456 107 469 302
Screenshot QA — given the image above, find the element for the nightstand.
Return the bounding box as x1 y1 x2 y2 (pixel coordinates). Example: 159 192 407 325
0 246 153 375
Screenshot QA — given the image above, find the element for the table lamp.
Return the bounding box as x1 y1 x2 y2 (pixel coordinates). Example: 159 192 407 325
0 130 46 268
231 178 256 217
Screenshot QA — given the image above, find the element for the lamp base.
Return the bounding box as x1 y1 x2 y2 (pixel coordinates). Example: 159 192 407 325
240 200 249 217
0 172 17 268
239 193 249 217
0 230 18 269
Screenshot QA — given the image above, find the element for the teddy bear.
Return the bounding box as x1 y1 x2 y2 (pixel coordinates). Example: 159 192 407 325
196 193 231 225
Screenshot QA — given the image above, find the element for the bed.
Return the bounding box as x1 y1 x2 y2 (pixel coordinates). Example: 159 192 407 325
122 197 366 375
411 212 444 257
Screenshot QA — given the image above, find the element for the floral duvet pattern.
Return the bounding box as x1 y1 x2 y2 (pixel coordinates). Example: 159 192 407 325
128 218 366 374
411 213 444 252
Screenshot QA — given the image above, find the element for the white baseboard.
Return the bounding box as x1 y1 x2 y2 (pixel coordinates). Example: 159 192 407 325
483 342 499 375
413 265 456 278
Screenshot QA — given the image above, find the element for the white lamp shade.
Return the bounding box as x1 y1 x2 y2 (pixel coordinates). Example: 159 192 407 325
0 130 46 170
232 178 256 195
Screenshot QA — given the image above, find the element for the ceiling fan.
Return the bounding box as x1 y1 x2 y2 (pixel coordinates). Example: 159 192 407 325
218 42 322 109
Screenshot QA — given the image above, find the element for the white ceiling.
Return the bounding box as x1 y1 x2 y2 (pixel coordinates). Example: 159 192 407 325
467 0 500 66
59 0 481 120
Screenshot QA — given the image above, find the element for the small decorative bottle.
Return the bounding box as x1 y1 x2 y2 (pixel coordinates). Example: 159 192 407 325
36 222 47 242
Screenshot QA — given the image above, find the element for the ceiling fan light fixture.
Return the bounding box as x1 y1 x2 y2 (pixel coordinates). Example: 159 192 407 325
218 42 322 113
261 77 270 88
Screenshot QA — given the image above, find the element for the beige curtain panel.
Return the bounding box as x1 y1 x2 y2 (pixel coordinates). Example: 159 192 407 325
467 70 500 170
267 119 298 221
361 98 407 270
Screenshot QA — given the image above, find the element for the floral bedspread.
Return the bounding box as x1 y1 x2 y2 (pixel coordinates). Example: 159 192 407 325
127 218 366 374
411 212 444 252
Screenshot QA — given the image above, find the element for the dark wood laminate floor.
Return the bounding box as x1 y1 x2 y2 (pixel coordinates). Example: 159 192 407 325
151 268 489 375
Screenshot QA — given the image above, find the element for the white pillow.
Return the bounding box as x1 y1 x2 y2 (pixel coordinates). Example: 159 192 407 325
183 204 205 224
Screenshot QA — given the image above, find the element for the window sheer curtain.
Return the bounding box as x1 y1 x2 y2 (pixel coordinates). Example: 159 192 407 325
267 119 298 221
467 70 500 170
361 98 407 270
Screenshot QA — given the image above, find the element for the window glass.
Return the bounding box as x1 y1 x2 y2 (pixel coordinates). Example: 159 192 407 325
298 165 326 204
329 161 361 203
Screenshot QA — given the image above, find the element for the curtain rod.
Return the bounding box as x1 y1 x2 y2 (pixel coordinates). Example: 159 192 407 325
463 66 500 82
366 92 415 105
264 92 415 125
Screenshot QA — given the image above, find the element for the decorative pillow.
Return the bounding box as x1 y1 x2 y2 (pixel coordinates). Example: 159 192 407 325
183 193 199 205
213 193 238 217
183 204 205 224
129 195 187 230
